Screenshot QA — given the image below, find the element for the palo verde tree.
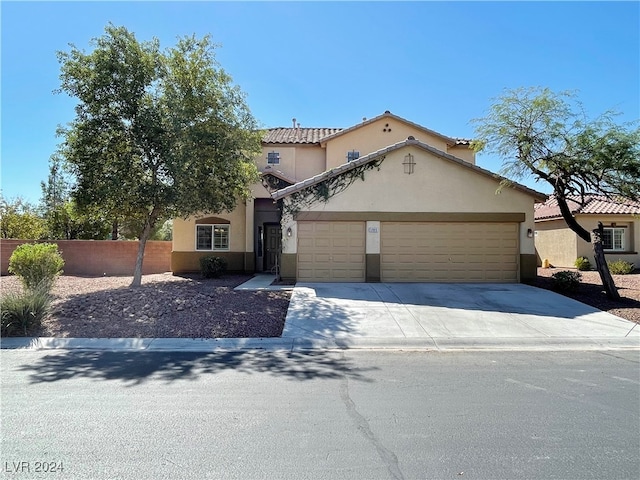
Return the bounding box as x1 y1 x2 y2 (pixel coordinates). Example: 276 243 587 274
472 87 640 299
56 24 262 286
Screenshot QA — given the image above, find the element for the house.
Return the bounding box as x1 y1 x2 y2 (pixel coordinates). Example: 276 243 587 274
534 195 640 268
172 111 546 282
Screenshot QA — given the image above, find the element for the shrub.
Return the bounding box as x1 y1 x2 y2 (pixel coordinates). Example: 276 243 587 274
607 259 635 275
199 255 228 278
1 284 51 336
551 270 581 292
8 243 64 292
574 256 591 271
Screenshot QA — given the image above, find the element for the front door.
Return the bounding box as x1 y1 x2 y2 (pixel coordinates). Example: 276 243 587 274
264 224 282 273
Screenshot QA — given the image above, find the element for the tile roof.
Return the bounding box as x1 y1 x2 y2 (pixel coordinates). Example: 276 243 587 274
263 128 342 144
271 137 546 201
534 195 640 220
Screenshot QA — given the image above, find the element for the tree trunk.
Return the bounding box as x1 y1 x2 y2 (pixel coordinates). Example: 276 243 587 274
130 210 159 288
591 222 620 300
111 220 118 240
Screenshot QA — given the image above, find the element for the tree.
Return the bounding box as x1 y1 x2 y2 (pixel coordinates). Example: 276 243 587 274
0 195 47 239
56 24 262 286
472 87 640 299
40 155 111 240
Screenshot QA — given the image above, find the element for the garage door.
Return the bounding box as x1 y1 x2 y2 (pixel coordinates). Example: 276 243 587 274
297 221 365 282
381 222 519 282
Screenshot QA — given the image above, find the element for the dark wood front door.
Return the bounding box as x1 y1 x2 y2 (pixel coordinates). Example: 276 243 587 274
265 224 282 273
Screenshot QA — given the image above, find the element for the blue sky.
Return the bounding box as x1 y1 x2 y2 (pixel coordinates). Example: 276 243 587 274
2 1 639 204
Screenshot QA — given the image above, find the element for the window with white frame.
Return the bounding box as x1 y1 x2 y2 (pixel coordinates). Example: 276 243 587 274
196 224 230 251
602 227 625 251
267 151 280 165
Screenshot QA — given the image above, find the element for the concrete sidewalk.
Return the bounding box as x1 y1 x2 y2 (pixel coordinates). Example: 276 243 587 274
1 281 639 353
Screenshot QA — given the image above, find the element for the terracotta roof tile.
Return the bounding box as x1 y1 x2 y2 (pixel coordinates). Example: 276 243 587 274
535 195 640 220
263 128 342 144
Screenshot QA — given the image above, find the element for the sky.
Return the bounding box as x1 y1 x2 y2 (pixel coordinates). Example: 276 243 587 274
2 1 639 204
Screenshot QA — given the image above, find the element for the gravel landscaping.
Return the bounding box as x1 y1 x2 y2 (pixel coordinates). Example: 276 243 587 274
2 268 638 338
530 267 640 324
1 273 290 338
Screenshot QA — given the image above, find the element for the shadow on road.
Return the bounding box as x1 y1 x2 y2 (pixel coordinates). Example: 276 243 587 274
17 350 376 386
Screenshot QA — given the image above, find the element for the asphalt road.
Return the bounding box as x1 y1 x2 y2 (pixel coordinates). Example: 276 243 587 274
1 349 639 480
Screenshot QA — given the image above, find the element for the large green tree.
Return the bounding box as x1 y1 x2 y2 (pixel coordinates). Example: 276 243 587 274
56 25 262 286
0 195 47 239
472 87 640 299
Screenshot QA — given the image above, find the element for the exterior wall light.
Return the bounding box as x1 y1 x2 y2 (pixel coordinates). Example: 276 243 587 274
527 228 534 238
403 153 415 174
286 227 293 237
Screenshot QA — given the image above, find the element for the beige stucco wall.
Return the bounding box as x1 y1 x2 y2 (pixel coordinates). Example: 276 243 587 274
534 219 578 267
446 144 475 164
535 214 639 268
173 201 247 252
324 118 453 170
575 215 639 267
282 146 536 256
257 144 326 183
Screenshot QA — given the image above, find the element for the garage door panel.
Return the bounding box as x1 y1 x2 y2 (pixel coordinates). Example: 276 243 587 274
381 222 519 282
297 221 365 282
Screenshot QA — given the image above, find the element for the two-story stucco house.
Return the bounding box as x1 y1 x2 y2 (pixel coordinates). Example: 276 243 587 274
172 111 546 282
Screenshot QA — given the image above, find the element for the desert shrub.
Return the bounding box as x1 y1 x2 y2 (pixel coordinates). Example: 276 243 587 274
574 256 591 271
551 270 581 292
8 243 64 292
607 259 635 275
1 283 51 336
199 255 228 278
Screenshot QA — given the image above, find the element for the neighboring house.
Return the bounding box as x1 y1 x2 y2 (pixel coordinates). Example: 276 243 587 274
172 111 545 282
534 195 640 268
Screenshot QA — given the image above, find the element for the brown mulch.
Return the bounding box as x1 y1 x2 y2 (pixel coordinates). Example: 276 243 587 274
529 267 640 324
1 273 291 338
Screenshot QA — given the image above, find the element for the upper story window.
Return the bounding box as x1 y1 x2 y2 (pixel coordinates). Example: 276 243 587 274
196 224 230 251
347 150 360 162
602 227 625 251
267 151 280 165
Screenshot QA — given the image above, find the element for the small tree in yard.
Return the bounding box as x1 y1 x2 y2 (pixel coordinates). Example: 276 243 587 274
472 87 640 300
56 24 262 287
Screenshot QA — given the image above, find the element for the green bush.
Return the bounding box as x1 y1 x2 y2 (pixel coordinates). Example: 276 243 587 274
551 270 582 292
199 255 228 278
1 284 51 336
607 259 635 275
8 243 64 292
574 256 591 271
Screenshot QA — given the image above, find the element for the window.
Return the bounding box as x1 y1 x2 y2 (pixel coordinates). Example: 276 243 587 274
267 151 280 165
602 227 625 251
347 150 360 162
196 224 230 250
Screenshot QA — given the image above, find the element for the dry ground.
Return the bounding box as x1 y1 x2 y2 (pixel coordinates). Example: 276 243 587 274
530 267 640 324
2 269 638 338
1 273 290 338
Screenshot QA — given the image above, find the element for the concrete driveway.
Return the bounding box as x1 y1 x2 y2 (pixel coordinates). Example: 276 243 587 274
283 283 640 350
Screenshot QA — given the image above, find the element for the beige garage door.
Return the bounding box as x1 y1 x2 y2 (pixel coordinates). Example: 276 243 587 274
297 221 365 282
381 222 519 282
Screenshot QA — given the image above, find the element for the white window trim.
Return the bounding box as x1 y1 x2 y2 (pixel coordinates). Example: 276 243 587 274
602 227 625 251
195 224 230 251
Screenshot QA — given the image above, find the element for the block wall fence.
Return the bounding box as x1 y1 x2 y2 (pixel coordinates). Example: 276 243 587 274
1 239 172 276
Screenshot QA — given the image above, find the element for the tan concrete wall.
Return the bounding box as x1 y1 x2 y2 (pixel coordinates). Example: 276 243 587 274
1 239 171 276
283 146 536 256
257 144 326 184
446 144 475 164
324 118 451 170
534 220 578 267
172 202 247 252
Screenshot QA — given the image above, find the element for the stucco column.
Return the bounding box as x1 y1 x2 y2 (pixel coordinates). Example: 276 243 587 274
366 221 381 282
244 198 255 272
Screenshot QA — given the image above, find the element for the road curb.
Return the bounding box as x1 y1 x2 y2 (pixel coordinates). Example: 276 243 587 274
2 336 639 353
